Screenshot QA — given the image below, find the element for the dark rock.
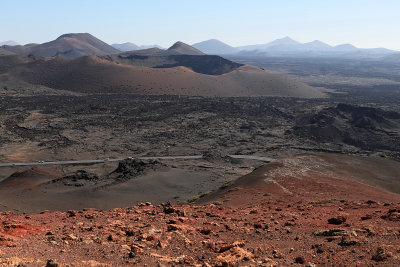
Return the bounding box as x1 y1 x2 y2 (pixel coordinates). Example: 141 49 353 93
338 236 358 246
372 246 392 261
46 260 58 267
294 256 305 264
328 216 347 225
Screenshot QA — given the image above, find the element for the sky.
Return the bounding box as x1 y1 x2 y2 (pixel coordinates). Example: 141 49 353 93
1 0 400 50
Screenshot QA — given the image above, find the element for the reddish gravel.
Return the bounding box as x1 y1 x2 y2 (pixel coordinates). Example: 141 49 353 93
1 153 400 266
1 200 399 266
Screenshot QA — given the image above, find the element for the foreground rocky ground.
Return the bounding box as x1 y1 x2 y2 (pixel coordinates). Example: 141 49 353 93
2 152 400 266
1 200 399 266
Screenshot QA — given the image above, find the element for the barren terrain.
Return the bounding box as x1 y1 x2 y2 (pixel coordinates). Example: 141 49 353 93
1 153 399 266
1 39 400 265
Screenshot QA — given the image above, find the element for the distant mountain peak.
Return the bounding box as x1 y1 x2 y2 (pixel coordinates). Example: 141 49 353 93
308 40 325 44
333 43 358 51
274 36 300 44
303 40 332 50
281 36 296 41
168 41 204 55
264 37 301 49
57 32 92 39
0 40 20 46
112 42 140 52
168 41 189 49
192 39 238 55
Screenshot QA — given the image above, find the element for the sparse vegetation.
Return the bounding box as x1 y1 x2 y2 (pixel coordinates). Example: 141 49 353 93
228 186 242 192
220 180 235 189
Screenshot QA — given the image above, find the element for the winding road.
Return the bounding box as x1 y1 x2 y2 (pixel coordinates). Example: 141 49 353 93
0 155 274 168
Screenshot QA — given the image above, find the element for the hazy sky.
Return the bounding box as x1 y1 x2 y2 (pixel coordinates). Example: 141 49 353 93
2 0 399 50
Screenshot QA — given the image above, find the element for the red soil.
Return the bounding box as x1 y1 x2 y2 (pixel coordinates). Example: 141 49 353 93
1 153 399 266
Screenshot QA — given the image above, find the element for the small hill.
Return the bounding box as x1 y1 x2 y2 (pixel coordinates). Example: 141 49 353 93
112 42 140 51
0 54 36 73
103 41 241 75
1 33 119 58
198 153 400 206
103 52 243 75
0 48 16 56
0 167 60 190
10 55 325 97
167 41 205 55
192 39 238 55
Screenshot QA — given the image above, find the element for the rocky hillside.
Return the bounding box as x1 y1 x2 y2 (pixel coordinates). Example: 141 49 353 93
1 33 119 58
292 103 400 151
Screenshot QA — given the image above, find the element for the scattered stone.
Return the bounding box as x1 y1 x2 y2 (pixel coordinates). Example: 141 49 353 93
156 239 167 249
361 214 372 220
272 250 284 259
215 247 254 266
285 221 295 226
328 216 347 225
67 210 77 217
261 257 277 266
167 219 177 224
199 228 211 235
167 224 180 231
176 209 186 217
254 223 263 229
294 256 305 264
131 244 144 255
372 246 392 262
125 229 136 236
107 234 118 241
46 259 58 267
338 236 358 246
381 209 400 221
218 241 245 253
128 252 135 258
163 206 175 214
177 255 195 264
313 228 348 236
64 233 78 240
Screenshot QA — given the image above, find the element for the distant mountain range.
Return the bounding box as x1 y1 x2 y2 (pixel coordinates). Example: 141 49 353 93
3 35 399 59
112 43 164 52
0 41 19 46
191 37 400 58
